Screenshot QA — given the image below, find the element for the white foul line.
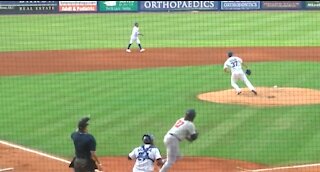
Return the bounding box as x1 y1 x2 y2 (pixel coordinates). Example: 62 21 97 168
0 140 70 164
0 140 102 172
2 140 320 172
245 163 320 172
0 168 14 172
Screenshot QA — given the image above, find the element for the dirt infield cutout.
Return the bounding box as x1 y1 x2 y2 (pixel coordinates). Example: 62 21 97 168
0 141 266 172
2 141 320 172
198 87 320 107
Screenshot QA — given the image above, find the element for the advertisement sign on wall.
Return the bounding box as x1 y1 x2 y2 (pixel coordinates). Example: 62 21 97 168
262 1 302 10
59 1 97 12
305 1 320 9
221 1 260 10
98 1 138 12
140 1 219 11
0 1 58 14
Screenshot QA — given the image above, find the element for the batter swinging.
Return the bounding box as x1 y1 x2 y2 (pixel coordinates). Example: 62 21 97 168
159 109 198 172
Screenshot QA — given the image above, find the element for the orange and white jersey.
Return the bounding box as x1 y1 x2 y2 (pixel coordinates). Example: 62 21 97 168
167 118 196 141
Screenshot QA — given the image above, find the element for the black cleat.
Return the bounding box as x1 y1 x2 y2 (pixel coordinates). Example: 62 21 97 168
251 90 257 95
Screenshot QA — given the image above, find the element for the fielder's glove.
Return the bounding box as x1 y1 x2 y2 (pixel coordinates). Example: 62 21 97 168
245 69 251 75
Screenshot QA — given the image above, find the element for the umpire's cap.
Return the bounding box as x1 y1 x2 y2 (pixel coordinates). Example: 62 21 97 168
185 109 196 121
142 134 154 144
78 117 90 130
227 51 233 57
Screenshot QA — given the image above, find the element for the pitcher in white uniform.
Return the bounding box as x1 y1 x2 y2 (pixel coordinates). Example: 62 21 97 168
128 134 164 172
126 22 145 53
159 109 198 172
223 51 257 95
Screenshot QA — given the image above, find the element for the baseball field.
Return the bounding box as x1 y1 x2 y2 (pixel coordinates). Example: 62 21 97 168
0 11 320 172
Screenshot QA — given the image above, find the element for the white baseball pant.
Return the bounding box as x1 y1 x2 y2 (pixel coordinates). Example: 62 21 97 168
159 134 180 172
129 36 140 44
133 168 153 172
231 71 255 92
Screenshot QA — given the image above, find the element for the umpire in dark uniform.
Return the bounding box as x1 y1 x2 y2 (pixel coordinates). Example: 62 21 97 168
69 117 104 172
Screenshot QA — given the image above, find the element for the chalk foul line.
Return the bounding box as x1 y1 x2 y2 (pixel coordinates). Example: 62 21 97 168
1 140 320 172
0 140 70 164
248 162 320 172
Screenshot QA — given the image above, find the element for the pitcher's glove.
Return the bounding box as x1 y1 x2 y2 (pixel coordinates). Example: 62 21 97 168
186 132 198 142
245 69 251 75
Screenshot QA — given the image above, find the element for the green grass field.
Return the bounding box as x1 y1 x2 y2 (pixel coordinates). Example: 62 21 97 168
0 12 320 166
1 62 320 165
0 11 319 51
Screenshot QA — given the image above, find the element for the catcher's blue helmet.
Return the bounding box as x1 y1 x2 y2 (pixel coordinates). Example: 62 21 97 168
142 134 154 144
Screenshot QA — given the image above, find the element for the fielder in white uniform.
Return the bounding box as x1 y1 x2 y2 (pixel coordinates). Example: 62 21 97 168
126 22 145 53
159 109 198 172
128 134 163 172
223 51 257 95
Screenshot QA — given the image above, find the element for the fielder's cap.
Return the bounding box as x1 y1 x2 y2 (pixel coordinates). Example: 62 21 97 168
227 51 233 57
78 117 90 129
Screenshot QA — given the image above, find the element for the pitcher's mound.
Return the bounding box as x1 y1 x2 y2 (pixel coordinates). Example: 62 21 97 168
198 87 320 107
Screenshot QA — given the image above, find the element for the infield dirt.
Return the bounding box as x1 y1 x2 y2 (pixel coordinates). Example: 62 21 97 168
198 87 320 107
0 47 319 171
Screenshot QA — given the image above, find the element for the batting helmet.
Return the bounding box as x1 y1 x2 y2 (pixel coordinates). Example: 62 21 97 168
227 51 233 57
185 109 196 121
142 134 154 144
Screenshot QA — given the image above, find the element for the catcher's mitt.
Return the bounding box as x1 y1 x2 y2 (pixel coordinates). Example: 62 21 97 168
245 69 251 75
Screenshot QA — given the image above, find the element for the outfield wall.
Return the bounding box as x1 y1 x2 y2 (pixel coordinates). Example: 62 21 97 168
0 1 319 14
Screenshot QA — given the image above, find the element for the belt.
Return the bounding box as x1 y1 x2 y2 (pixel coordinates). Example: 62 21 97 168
169 133 181 141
